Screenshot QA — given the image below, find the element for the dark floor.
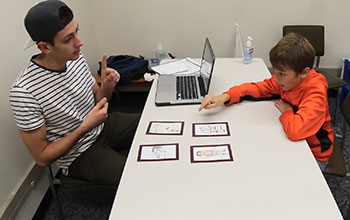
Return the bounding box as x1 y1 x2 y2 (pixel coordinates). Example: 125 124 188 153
34 90 350 220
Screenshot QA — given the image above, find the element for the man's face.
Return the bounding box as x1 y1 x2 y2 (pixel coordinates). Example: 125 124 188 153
50 19 83 61
273 66 308 91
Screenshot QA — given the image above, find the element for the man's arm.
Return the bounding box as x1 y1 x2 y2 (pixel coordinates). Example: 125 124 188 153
93 54 120 102
20 98 109 167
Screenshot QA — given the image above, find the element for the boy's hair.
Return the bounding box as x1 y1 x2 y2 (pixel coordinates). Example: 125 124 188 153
269 33 315 74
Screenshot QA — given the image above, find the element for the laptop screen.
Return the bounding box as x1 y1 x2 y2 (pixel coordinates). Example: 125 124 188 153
199 38 216 93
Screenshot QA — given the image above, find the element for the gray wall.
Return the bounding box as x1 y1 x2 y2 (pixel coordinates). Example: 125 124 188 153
1 0 349 218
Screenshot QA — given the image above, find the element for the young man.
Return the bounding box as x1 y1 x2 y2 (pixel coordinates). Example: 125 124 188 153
9 0 139 185
199 33 333 170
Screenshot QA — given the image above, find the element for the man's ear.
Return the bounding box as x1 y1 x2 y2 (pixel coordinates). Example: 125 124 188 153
36 42 52 54
300 67 310 79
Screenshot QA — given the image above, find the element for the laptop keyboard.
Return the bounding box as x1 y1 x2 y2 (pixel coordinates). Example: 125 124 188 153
197 76 206 97
176 76 199 100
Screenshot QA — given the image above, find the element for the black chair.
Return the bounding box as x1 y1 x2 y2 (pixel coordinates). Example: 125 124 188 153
322 138 346 176
282 25 346 89
47 165 65 220
322 92 350 177
47 164 117 219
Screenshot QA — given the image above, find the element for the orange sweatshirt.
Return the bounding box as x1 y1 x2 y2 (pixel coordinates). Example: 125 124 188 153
224 69 333 161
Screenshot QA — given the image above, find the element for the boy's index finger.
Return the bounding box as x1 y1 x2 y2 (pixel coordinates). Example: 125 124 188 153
101 54 108 75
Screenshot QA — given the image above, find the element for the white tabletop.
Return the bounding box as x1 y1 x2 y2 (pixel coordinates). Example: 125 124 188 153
109 58 342 220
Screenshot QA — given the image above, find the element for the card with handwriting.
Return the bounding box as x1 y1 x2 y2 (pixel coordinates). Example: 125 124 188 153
146 121 184 135
190 144 233 163
192 122 230 137
137 143 179 162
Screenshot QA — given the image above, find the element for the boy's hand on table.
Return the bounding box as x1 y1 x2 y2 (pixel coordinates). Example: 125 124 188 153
274 99 293 113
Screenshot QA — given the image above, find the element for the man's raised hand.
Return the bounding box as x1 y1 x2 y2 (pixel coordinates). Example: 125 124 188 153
101 54 120 93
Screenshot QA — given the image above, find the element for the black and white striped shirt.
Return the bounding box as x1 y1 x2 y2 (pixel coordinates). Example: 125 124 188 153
9 54 103 175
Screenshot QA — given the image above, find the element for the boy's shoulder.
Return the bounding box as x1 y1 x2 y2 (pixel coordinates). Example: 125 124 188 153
299 69 328 95
304 69 327 87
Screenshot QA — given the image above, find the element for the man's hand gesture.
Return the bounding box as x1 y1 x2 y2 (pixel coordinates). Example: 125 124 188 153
100 54 120 95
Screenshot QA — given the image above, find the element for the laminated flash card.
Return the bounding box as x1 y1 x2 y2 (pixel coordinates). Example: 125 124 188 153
190 144 233 163
192 122 230 137
146 121 184 135
137 143 179 162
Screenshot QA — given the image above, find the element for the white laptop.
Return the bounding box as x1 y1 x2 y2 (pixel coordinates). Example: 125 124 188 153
155 38 216 106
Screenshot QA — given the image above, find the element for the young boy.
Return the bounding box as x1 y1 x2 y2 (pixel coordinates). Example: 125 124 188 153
199 33 333 170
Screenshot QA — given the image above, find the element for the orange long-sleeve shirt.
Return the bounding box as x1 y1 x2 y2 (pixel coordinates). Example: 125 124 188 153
224 69 333 161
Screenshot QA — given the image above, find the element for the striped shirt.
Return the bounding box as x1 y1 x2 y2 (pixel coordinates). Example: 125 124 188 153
9 54 103 175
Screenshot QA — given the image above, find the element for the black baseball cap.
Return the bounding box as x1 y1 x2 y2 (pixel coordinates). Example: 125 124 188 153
23 0 73 49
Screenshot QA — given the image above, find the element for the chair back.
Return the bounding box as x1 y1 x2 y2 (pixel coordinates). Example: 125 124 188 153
283 25 324 56
283 25 324 71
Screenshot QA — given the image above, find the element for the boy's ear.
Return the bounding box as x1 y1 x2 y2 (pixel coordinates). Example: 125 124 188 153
300 67 311 79
36 42 52 54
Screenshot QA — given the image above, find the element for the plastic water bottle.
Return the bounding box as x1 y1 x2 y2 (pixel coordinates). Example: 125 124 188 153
156 42 167 64
243 36 254 64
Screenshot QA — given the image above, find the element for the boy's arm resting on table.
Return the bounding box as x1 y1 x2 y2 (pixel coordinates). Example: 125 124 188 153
20 98 109 167
199 76 280 111
224 76 281 105
278 89 328 141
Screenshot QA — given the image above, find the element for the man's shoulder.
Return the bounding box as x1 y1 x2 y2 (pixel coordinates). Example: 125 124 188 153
11 61 42 88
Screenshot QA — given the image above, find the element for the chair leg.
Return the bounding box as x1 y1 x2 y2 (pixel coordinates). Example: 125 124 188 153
47 167 65 220
340 120 348 151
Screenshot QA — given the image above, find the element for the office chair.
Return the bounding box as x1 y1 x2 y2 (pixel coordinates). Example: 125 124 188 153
47 165 65 220
322 92 350 177
322 138 346 176
47 164 117 219
282 25 346 89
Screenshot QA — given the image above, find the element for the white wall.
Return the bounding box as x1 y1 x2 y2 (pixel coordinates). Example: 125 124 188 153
1 0 350 218
0 0 40 214
90 0 350 68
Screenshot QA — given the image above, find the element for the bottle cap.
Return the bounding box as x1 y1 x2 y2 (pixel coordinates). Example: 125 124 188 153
246 36 252 47
157 42 163 50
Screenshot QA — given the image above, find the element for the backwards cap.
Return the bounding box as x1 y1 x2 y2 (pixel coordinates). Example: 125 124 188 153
23 0 73 50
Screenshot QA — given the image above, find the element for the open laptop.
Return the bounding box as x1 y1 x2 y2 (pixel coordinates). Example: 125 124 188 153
155 38 216 106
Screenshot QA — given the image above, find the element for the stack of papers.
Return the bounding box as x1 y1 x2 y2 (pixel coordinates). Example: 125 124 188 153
151 58 200 75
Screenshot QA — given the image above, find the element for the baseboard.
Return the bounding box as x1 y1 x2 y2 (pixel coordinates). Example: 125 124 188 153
0 163 44 220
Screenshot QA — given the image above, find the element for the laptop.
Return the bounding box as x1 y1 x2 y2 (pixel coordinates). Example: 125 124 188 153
155 38 216 106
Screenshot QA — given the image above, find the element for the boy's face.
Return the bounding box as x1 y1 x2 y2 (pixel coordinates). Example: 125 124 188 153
49 19 83 62
273 66 309 91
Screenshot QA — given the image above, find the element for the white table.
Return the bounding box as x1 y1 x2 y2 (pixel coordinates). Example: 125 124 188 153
109 58 343 220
